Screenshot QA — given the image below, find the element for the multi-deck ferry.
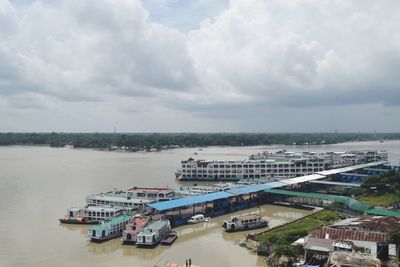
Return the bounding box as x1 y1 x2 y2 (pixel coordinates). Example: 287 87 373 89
88 213 133 242
177 150 387 181
122 216 150 244
86 187 176 212
136 219 171 247
59 206 124 224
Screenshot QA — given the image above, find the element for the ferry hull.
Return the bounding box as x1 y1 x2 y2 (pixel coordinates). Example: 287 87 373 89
224 221 268 232
59 218 98 225
90 233 122 243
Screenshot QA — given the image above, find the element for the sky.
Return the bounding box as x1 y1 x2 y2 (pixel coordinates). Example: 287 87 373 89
0 0 400 132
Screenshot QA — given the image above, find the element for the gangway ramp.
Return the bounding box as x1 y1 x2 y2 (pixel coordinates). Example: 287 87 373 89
308 180 361 187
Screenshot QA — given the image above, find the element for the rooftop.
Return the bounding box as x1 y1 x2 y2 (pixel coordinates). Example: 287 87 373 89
86 206 123 212
129 216 150 227
234 214 262 220
90 214 133 231
328 251 381 267
304 237 334 252
128 187 174 193
88 193 155 203
332 215 400 233
310 227 388 243
140 219 169 234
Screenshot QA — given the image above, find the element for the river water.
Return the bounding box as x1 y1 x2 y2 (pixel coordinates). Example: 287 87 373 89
0 140 399 267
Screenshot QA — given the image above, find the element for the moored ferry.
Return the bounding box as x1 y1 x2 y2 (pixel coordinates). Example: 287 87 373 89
59 206 124 224
177 150 388 181
223 214 268 232
122 216 150 244
136 219 171 247
88 213 133 242
86 187 176 212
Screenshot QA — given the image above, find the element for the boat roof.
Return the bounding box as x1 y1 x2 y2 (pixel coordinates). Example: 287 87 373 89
130 216 149 227
234 214 262 220
90 214 133 231
110 213 133 223
139 220 169 234
87 193 155 203
128 187 174 193
86 206 123 212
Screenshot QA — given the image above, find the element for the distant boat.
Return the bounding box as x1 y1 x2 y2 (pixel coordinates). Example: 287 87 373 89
380 140 384 143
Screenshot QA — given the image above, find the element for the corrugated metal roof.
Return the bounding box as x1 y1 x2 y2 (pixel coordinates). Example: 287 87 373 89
310 227 388 242
148 161 386 212
224 183 278 195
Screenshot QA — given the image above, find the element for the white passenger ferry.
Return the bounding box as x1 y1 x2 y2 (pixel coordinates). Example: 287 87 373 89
223 214 268 232
136 219 171 247
88 213 133 242
177 150 387 181
86 187 176 212
59 206 124 224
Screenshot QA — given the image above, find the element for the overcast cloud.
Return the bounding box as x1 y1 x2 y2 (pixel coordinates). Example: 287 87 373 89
0 0 399 132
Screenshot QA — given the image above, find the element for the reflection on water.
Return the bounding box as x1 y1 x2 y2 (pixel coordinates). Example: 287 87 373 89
1 141 399 267
59 223 89 235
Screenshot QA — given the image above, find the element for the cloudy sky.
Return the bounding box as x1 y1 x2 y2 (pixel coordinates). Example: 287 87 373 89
1 0 400 132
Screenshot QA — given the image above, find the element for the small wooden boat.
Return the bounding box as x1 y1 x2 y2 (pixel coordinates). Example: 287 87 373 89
160 231 178 245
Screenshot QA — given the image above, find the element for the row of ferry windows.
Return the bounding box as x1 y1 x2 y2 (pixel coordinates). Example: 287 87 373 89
181 174 293 178
85 211 116 217
136 192 174 198
183 168 323 174
182 163 324 168
89 200 143 207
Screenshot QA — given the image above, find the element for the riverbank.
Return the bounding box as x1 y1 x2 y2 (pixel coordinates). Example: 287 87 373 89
2 132 400 149
237 210 341 265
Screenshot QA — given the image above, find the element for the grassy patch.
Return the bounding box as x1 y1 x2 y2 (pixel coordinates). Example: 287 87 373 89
358 193 400 207
256 210 340 245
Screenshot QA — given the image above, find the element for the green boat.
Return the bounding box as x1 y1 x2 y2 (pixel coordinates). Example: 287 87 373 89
88 214 133 242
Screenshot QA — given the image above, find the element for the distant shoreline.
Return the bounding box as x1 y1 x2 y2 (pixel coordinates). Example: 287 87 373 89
1 133 399 152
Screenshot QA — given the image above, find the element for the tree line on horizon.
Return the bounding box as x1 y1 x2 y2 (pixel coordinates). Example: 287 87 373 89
0 132 399 150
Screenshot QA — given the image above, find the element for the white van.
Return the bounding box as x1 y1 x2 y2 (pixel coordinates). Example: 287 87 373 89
187 214 205 224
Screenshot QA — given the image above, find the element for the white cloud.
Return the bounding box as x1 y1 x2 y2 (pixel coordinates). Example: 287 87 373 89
0 0 400 131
